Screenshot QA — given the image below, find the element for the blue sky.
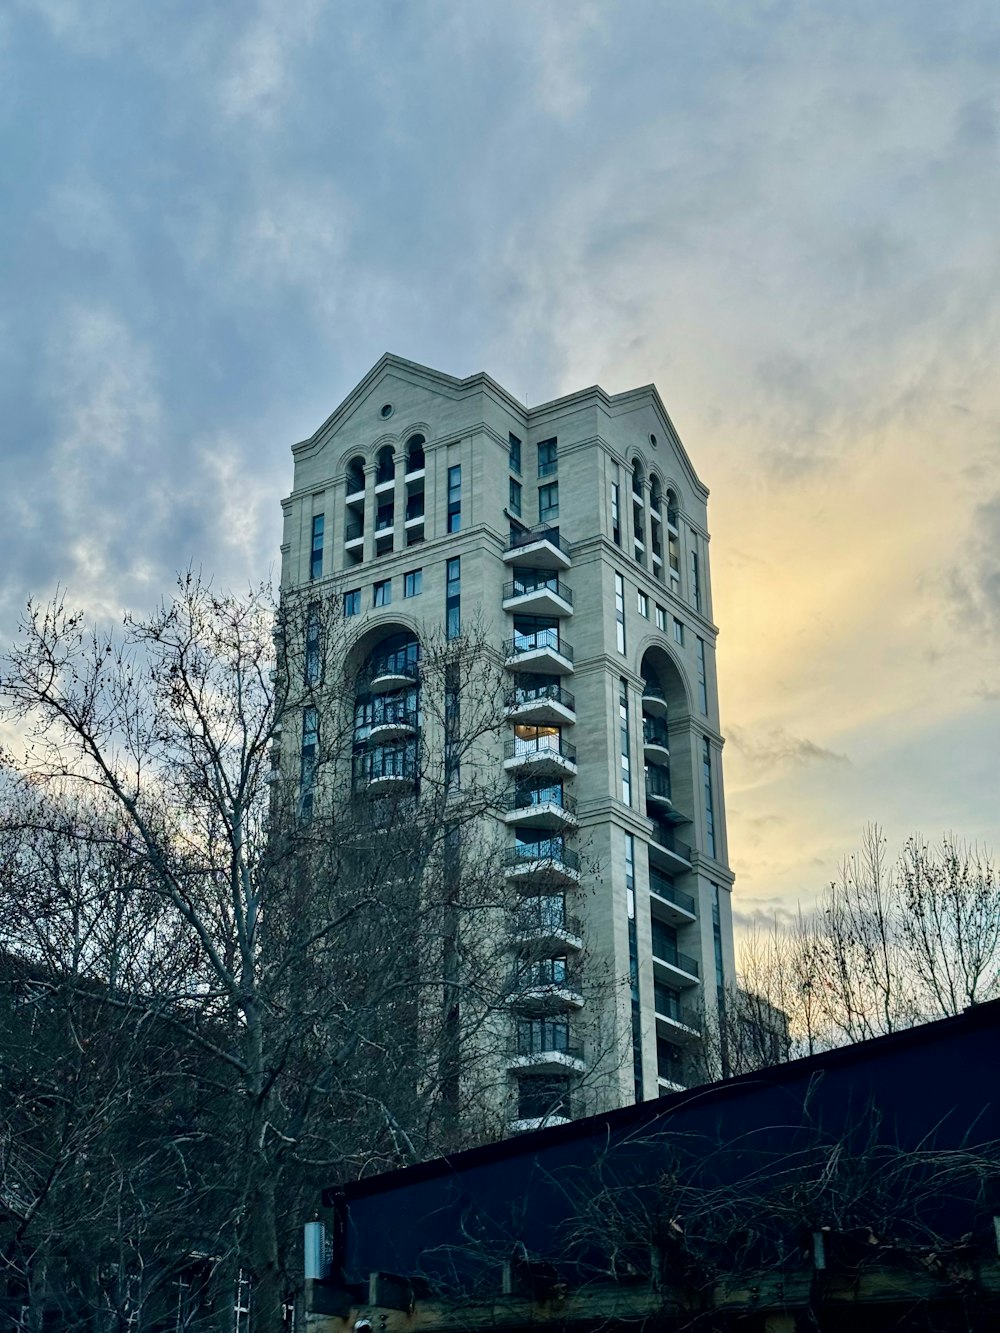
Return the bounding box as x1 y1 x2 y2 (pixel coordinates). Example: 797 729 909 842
2 0 999 916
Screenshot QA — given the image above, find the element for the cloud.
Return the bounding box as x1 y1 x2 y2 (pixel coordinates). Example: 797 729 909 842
949 492 1000 638
217 0 324 128
728 726 850 772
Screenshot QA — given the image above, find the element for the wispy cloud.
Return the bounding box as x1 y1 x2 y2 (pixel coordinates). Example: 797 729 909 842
728 726 850 773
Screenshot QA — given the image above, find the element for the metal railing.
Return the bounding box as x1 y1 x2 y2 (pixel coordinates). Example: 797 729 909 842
506 525 566 554
649 877 696 916
641 682 667 705
508 786 577 817
505 630 574 661
506 681 576 712
344 520 364 542
351 748 417 786
505 845 581 873
645 766 672 802
511 907 582 938
503 576 574 605
517 958 579 989
650 825 692 863
643 719 670 748
405 450 424 473
651 938 700 977
515 1033 583 1061
364 654 420 685
657 1061 686 1085
504 736 577 765
653 987 700 1029
360 706 418 734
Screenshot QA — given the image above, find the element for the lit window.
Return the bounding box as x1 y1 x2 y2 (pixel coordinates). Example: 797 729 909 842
447 464 462 532
509 477 522 517
538 481 559 524
343 588 361 617
403 569 422 598
614 573 626 654
537 437 558 478
310 514 324 580
446 557 461 639
637 590 649 618
374 579 391 607
509 432 522 475
655 604 666 631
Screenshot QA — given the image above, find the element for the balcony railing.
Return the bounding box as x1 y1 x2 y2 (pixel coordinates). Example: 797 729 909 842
351 747 417 786
653 987 700 1029
650 877 696 917
666 506 679 527
643 719 670 748
405 498 425 521
508 787 577 817
356 705 417 736
651 825 692 863
505 845 581 874
506 525 565 554
651 939 700 978
516 1091 576 1122
344 520 364 542
506 682 576 712
405 449 425 473
363 654 420 686
504 736 577 765
657 1060 686 1085
517 958 579 989
503 576 574 605
505 630 574 661
515 1033 583 1061
645 766 672 801
511 907 582 938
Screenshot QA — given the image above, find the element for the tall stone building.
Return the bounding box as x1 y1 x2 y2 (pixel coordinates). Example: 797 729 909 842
279 355 735 1128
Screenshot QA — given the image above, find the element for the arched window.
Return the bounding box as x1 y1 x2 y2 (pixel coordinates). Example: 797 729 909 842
631 457 645 498
346 456 366 495
405 434 425 473
650 476 662 515
376 446 395 486
665 488 678 527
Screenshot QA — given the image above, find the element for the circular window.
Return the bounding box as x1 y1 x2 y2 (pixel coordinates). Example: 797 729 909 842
380 403 394 419
649 432 658 447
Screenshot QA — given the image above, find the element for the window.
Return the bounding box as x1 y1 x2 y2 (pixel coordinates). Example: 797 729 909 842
537 437 558 477
538 481 559 524
403 568 422 598
611 481 621 546
614 573 626 654
625 830 642 1101
518 1077 571 1122
300 707 318 820
696 637 708 713
509 477 522 517
374 579 391 607
445 661 460 786
517 1016 570 1056
637 590 649 618
376 446 395 485
703 737 716 858
447 464 461 532
310 514 324 580
304 603 321 686
446 557 461 639
509 432 522 475
690 543 701 612
619 678 631 806
343 588 361 617
674 617 685 646
655 604 666 631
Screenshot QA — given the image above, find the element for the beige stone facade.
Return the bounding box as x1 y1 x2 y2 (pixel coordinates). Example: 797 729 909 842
279 354 736 1124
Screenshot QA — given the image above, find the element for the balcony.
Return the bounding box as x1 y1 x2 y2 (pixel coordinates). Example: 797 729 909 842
643 718 670 760
344 519 364 548
512 959 584 1010
641 682 668 718
657 1069 687 1094
504 630 574 675
651 938 700 988
503 574 574 618
503 735 577 777
509 1037 586 1076
504 843 581 887
649 877 697 924
351 748 417 797
503 526 571 572
364 656 420 694
505 682 576 727
654 988 702 1042
510 906 583 952
645 764 673 809
649 825 693 871
363 708 418 744
505 786 578 831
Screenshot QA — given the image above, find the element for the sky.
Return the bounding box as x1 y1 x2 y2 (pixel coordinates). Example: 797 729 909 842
2 0 999 923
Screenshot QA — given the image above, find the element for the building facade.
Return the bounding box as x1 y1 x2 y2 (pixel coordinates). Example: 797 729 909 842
279 355 736 1126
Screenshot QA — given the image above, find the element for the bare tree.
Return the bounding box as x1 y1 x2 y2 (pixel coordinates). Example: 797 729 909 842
0 575 529 1330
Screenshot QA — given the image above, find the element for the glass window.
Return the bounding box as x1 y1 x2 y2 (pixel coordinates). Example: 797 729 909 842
537 437 558 478
403 569 422 598
619 677 631 806
304 603 321 686
696 637 708 713
509 432 522 475
374 579 391 607
538 482 559 524
447 464 461 533
637 590 649 618
655 604 666 631
611 481 621 546
614 573 626 654
300 706 319 820
703 737 716 858
509 477 522 517
446 556 461 639
674 617 685 646
310 514 324 580
690 543 701 612
343 588 361 617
